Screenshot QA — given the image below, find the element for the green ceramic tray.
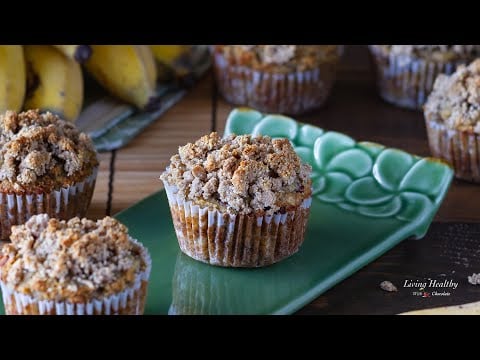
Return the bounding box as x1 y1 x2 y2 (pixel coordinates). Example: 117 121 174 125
0 109 454 315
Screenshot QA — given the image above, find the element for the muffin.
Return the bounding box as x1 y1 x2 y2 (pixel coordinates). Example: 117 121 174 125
160 132 312 268
0 214 151 315
0 110 98 239
424 59 480 182
369 45 480 110
212 45 342 115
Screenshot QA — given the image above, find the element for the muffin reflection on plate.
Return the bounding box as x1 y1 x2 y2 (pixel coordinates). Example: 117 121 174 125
168 252 308 315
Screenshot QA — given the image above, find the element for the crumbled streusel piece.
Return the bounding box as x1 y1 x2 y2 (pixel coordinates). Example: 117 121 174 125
161 132 312 215
380 281 398 292
468 273 480 285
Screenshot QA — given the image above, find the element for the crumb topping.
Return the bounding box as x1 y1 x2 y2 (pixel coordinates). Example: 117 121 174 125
0 214 148 301
373 45 480 62
468 273 480 285
379 280 398 292
0 110 98 193
213 45 341 72
425 59 480 133
160 132 312 215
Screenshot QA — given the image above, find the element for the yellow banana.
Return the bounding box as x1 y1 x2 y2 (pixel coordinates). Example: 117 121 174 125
24 45 84 122
149 45 191 64
149 45 195 85
85 45 157 110
0 45 26 112
53 45 92 63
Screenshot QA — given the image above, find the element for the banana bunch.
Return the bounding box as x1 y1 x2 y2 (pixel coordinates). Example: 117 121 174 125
0 45 197 122
149 45 195 86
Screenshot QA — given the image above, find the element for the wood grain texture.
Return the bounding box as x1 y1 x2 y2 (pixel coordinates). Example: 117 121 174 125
86 152 110 220
296 222 480 315
111 75 213 214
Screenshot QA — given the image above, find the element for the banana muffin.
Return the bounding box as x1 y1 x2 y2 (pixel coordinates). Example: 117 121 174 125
160 132 312 268
0 109 98 239
0 214 151 315
369 45 480 110
212 45 342 115
424 58 480 182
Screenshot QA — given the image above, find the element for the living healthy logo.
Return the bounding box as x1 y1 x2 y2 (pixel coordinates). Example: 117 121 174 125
403 278 458 298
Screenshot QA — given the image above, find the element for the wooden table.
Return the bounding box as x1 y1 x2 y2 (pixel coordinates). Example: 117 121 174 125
90 45 480 314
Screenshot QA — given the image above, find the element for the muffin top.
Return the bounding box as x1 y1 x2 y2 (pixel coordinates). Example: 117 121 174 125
0 110 98 194
373 45 480 62
424 59 480 133
0 214 149 302
160 132 312 215
213 45 341 72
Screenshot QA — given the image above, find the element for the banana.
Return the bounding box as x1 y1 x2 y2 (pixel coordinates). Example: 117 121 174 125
85 45 158 110
54 45 92 63
149 45 191 64
24 45 84 122
0 45 26 112
149 45 195 85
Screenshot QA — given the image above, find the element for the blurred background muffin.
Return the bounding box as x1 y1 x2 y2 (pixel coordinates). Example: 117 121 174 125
369 45 480 110
0 110 98 239
0 214 151 315
424 59 480 183
212 45 343 115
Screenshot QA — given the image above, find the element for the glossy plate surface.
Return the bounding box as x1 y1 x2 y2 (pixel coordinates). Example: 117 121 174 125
0 109 454 315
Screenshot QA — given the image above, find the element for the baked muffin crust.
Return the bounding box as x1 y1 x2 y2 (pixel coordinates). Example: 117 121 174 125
213 45 341 72
425 59 480 133
161 132 312 215
0 110 98 193
373 45 480 62
0 214 148 302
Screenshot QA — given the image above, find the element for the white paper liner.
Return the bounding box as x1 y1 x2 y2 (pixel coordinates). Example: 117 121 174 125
212 50 341 115
0 168 98 240
0 237 152 315
369 46 470 110
163 181 312 267
425 116 480 182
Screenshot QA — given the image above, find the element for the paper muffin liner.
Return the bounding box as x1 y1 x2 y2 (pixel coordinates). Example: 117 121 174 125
0 168 98 240
0 238 152 315
425 116 480 182
369 46 470 110
212 50 341 115
163 181 312 268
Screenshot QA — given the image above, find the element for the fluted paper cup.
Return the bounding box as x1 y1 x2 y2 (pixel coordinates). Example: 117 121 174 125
212 50 341 115
425 116 480 182
163 181 311 268
0 239 151 315
0 168 98 240
369 45 469 110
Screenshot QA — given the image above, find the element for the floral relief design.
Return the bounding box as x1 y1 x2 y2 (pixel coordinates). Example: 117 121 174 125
224 108 453 221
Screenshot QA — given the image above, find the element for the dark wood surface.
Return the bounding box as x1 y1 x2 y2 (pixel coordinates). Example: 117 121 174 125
104 45 480 314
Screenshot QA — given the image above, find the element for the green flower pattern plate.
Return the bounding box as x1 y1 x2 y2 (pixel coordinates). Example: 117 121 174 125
0 108 454 315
